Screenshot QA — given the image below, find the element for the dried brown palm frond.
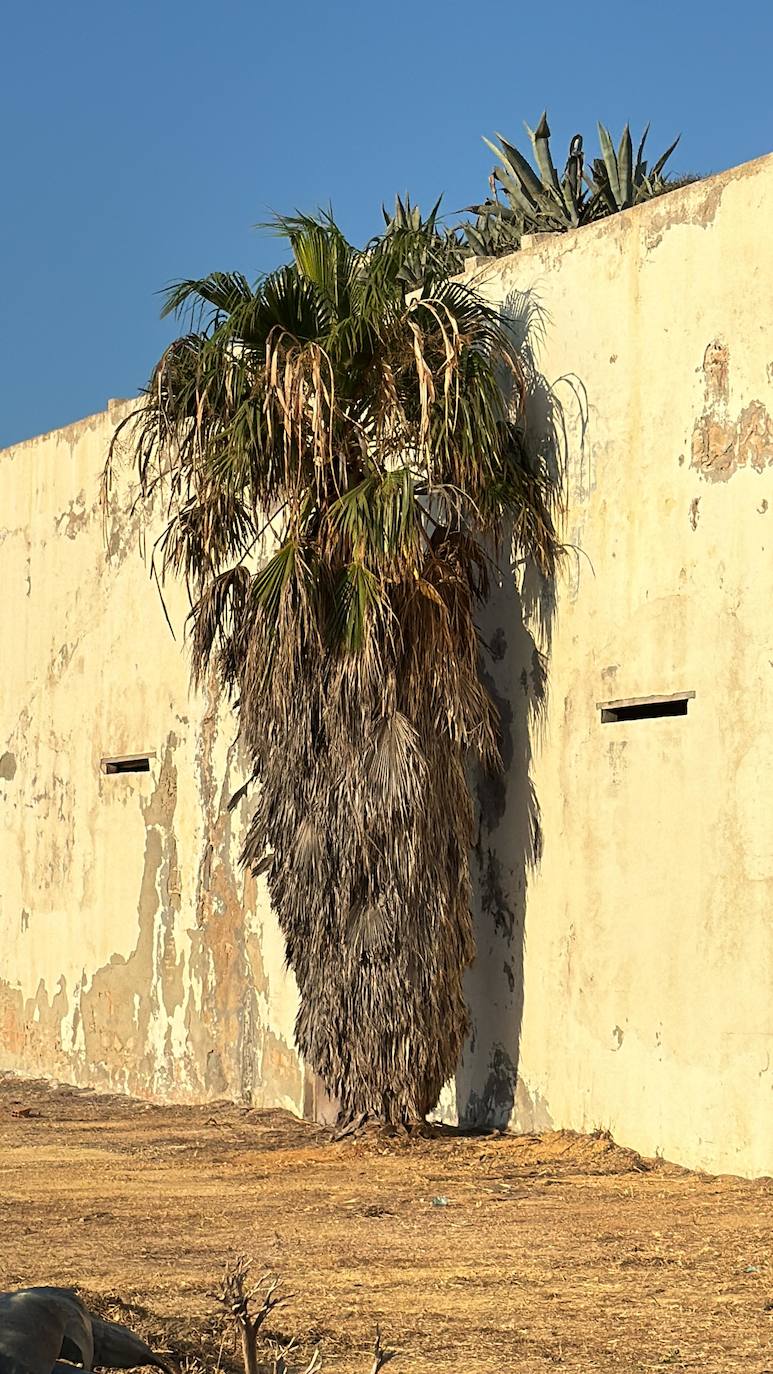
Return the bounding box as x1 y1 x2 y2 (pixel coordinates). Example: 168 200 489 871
108 209 562 1125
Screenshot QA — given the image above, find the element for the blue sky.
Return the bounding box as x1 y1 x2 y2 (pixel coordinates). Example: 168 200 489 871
2 0 771 448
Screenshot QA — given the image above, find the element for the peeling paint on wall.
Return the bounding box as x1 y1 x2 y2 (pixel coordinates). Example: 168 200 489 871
0 404 305 1114
692 341 773 483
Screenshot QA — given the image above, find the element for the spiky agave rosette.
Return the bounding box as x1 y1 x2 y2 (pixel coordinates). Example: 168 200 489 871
463 112 681 255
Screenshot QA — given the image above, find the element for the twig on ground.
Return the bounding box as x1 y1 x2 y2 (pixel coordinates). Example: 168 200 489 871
215 1258 288 1374
214 1257 395 1374
369 1328 397 1374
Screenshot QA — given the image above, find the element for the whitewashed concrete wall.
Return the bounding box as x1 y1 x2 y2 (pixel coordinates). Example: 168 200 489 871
0 404 308 1113
2 153 772 1174
440 153 773 1177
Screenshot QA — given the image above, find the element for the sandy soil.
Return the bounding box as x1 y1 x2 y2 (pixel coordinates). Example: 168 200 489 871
0 1075 770 1373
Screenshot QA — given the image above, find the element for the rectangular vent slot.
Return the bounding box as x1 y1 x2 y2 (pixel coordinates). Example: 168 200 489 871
599 692 694 724
101 754 153 774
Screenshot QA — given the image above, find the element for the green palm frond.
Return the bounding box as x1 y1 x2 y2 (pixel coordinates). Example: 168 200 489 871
160 271 254 323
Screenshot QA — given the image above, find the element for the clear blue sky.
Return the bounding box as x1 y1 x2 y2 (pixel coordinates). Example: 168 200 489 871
2 0 771 448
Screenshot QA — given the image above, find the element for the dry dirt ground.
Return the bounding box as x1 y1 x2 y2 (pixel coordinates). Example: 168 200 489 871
0 1076 770 1374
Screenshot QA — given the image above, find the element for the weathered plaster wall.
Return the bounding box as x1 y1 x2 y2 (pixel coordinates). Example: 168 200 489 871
1 153 772 1174
441 153 773 1176
0 404 307 1113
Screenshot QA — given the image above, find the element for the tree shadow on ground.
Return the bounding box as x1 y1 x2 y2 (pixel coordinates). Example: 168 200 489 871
454 289 587 1130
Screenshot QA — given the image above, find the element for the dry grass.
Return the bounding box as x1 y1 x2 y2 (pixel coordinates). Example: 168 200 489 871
0 1075 770 1373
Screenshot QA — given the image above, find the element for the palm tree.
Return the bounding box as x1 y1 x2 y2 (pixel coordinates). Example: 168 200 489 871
109 211 561 1127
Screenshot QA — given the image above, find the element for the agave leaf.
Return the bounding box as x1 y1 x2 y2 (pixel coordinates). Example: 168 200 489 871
461 222 491 256
582 184 609 223
597 123 622 207
484 135 542 205
617 124 633 206
634 122 650 180
526 116 578 225
525 112 563 199
651 134 681 180
532 188 572 229
463 203 522 227
559 175 582 226
425 194 444 232
492 164 544 218
589 157 618 215
562 143 586 225
465 228 486 254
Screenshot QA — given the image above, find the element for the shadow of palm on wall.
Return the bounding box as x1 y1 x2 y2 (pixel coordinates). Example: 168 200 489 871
455 288 588 1130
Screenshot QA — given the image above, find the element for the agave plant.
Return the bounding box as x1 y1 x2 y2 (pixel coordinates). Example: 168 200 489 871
591 121 681 212
380 193 466 288
463 112 680 254
458 209 524 261
108 210 561 1126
